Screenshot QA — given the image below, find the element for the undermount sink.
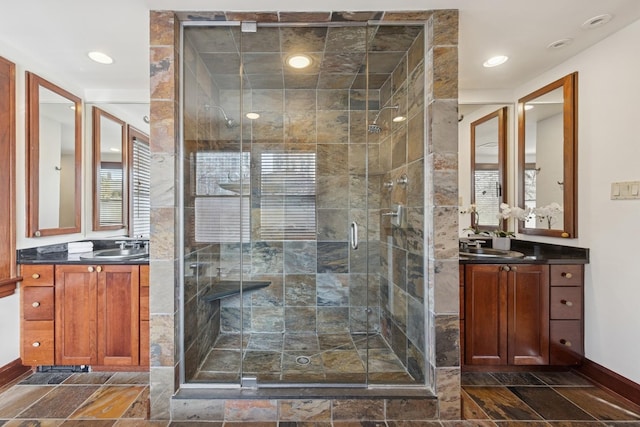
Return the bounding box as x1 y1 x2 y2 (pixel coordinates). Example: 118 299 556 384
79 247 148 261
459 247 525 259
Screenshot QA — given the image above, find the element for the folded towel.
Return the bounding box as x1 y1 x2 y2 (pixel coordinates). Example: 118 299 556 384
68 241 94 253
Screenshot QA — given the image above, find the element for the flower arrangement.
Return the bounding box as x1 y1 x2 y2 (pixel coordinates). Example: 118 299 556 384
532 202 563 229
460 203 530 237
459 203 481 235
495 203 531 237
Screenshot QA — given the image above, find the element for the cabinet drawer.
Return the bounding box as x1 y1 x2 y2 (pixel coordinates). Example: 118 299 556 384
22 320 54 365
20 265 54 287
550 265 583 286
550 320 583 365
550 287 582 319
23 287 54 321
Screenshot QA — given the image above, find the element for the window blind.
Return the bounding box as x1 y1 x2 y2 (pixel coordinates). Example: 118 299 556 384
260 152 316 240
99 164 123 225
131 138 150 237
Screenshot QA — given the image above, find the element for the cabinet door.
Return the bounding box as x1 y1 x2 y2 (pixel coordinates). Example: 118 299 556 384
507 264 549 365
464 264 507 365
97 265 140 366
55 265 98 365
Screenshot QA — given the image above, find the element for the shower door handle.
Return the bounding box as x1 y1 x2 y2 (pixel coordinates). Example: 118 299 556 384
350 222 359 250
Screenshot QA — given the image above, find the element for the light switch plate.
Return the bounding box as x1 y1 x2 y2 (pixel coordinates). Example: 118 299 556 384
611 181 640 200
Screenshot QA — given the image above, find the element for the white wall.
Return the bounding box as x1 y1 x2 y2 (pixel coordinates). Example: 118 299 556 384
460 19 640 383
0 294 20 366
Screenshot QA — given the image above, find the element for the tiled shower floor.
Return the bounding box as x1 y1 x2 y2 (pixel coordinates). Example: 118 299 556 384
192 332 417 384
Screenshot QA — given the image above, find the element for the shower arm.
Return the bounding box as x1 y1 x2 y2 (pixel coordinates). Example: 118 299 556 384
205 104 231 121
371 104 399 125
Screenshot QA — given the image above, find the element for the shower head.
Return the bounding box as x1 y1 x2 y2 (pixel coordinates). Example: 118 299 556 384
368 104 401 133
204 104 238 128
368 123 382 133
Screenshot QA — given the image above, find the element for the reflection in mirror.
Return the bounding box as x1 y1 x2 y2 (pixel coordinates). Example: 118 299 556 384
470 107 507 231
26 72 82 237
518 72 577 238
92 106 127 230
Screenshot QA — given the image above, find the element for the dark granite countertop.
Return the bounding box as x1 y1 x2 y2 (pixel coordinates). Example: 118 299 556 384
17 240 149 265
459 239 589 265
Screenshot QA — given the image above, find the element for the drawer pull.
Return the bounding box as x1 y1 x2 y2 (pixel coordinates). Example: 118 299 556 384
31 273 40 279
88 266 94 273
96 266 102 273
502 266 511 272
559 339 572 347
32 342 41 347
511 266 518 272
561 272 573 279
561 299 573 307
32 301 41 308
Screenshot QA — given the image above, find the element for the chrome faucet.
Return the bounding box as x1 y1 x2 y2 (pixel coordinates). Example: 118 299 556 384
459 238 486 250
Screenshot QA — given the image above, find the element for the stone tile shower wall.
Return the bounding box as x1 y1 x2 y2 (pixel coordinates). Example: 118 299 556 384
213 86 382 337
149 10 460 422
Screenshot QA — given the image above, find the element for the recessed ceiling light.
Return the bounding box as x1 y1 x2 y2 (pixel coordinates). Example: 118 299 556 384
581 14 612 29
392 115 407 123
547 38 573 49
483 55 509 68
246 112 260 120
88 51 113 64
287 54 312 69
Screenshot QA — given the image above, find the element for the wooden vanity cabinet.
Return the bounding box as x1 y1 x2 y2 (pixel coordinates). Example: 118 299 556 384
464 264 549 366
55 264 140 366
462 262 584 368
20 265 55 365
20 263 148 369
549 264 584 366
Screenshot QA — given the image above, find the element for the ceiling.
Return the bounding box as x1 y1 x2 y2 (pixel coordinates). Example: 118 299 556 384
186 24 423 91
0 0 639 102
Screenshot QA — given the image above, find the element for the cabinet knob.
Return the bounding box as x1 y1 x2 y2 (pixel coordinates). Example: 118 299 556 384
32 301 41 308
561 232 570 238
561 299 573 307
559 339 572 347
511 266 518 272
88 266 94 273
96 266 102 273
32 342 41 347
502 265 511 272
31 273 40 279
561 272 573 279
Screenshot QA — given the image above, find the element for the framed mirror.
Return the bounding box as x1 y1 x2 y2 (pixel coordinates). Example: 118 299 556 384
26 72 82 237
518 72 578 238
470 106 507 231
92 106 127 231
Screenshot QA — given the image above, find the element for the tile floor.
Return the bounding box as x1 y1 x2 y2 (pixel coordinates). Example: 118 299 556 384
192 332 416 385
0 370 639 426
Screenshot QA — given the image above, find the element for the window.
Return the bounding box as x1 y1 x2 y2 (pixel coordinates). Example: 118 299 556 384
260 152 316 240
194 151 250 243
130 134 150 237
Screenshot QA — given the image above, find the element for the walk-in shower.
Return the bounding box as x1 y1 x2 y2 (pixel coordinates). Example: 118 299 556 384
180 21 429 389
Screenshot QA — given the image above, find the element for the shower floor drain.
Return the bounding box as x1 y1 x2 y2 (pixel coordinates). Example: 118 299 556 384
295 355 311 366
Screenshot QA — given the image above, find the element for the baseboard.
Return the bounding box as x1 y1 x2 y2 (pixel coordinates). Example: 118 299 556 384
0 358 31 388
576 358 640 407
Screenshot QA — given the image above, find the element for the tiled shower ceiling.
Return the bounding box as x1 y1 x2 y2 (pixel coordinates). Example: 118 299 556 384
186 24 423 90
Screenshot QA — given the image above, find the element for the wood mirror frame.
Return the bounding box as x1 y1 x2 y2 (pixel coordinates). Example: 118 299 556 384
470 106 508 232
518 72 578 238
26 72 82 237
92 106 128 231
